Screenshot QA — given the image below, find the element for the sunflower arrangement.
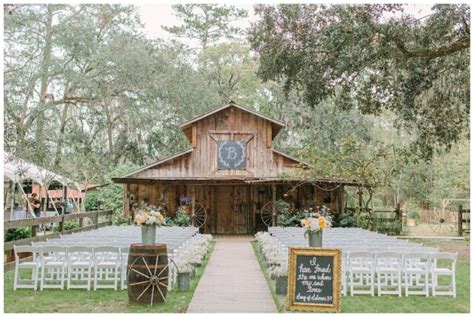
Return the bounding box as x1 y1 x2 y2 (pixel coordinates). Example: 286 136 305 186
134 204 166 226
300 211 332 233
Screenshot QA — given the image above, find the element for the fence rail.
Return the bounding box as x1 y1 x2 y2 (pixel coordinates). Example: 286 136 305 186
458 205 470 236
3 210 113 252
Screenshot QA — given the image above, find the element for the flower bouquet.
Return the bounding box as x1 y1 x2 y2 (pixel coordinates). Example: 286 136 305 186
300 208 332 247
134 204 166 245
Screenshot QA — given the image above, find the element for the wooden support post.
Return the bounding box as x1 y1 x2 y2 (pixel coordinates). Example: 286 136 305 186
95 211 99 229
356 187 363 227
31 225 37 238
272 184 277 226
251 184 257 233
458 205 463 237
59 214 65 234
191 185 196 227
79 217 84 228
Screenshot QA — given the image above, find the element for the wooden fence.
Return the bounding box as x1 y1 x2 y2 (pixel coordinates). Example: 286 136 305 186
458 205 470 236
4 210 113 253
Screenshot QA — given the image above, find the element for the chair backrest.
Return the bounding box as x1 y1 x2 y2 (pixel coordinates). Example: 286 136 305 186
403 252 430 269
41 245 68 262
429 252 457 261
68 246 93 262
14 245 41 260
93 246 120 261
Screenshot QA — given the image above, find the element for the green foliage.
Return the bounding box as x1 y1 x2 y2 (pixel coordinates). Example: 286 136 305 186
172 207 191 227
249 4 470 159
4 227 32 242
163 4 248 49
84 190 101 211
406 210 421 219
277 205 307 227
339 212 357 228
53 221 80 233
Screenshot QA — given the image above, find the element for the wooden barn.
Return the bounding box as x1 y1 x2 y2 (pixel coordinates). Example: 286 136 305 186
112 103 360 234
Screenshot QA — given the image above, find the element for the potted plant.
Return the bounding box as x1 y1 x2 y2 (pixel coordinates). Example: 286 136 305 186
273 263 288 295
406 210 420 227
301 211 332 247
134 204 166 245
175 260 193 292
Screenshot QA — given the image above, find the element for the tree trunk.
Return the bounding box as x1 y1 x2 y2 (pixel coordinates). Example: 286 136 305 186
34 5 54 159
53 102 70 169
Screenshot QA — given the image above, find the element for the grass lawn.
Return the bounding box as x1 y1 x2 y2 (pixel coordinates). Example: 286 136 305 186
251 240 470 313
3 241 215 313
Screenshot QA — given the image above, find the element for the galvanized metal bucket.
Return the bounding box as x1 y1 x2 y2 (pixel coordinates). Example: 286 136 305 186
141 225 156 246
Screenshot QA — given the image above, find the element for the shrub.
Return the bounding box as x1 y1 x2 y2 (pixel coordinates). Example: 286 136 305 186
53 221 80 233
4 227 31 242
277 202 307 227
339 212 357 228
173 207 191 227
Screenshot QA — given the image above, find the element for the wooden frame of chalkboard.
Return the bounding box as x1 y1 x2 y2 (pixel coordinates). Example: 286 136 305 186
287 247 342 313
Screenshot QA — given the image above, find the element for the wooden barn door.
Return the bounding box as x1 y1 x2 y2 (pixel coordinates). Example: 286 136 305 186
214 185 251 234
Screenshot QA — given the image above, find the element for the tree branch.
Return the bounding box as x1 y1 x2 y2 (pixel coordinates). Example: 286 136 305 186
394 37 469 59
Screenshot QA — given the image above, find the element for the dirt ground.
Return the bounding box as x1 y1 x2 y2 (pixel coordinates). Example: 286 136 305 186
413 238 470 262
406 223 459 237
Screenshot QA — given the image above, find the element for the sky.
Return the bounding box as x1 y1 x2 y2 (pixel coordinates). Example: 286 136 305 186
137 3 436 44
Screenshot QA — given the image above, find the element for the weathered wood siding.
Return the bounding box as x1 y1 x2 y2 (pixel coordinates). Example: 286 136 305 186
132 106 302 179
128 182 344 234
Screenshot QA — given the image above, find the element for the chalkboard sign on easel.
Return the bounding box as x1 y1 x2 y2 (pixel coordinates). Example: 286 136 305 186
287 248 342 312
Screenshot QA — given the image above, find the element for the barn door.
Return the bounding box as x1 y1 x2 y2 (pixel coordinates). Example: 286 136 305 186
215 186 233 234
214 185 251 234
232 186 251 234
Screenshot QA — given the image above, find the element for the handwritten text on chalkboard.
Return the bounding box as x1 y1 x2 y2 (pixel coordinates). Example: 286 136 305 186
287 248 341 312
295 256 333 304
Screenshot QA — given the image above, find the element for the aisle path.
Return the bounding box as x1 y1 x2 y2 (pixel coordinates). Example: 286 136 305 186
187 237 277 313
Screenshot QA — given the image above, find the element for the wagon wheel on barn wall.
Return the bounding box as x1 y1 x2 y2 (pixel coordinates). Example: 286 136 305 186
192 202 207 228
427 208 456 235
260 200 286 227
128 255 169 306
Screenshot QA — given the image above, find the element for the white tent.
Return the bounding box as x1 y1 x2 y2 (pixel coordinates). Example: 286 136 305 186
4 152 82 219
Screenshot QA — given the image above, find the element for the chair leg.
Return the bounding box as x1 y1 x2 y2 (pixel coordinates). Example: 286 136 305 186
350 272 354 296
404 272 408 296
377 273 381 296
452 272 456 298
33 267 38 291
398 272 402 297
425 272 430 297
13 265 18 291
40 266 45 291
94 267 98 291
114 267 118 291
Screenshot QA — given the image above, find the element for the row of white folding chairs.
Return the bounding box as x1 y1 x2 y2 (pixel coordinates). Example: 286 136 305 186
342 251 457 298
14 245 131 291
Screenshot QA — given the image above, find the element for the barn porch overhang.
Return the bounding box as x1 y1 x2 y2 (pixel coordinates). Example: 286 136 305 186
111 176 365 187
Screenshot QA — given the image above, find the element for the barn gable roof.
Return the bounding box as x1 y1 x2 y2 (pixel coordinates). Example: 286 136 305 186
180 102 285 142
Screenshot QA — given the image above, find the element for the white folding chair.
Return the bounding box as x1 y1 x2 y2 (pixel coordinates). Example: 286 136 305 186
120 246 129 290
348 251 375 296
375 252 402 296
13 245 41 291
40 246 68 290
403 252 430 297
93 246 120 290
67 246 94 290
430 252 457 298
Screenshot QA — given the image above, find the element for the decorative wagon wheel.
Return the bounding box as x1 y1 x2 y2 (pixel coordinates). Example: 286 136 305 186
427 209 456 235
192 202 207 228
260 200 286 227
128 255 169 306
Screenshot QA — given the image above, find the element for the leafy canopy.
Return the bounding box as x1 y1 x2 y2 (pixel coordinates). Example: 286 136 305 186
249 4 470 159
